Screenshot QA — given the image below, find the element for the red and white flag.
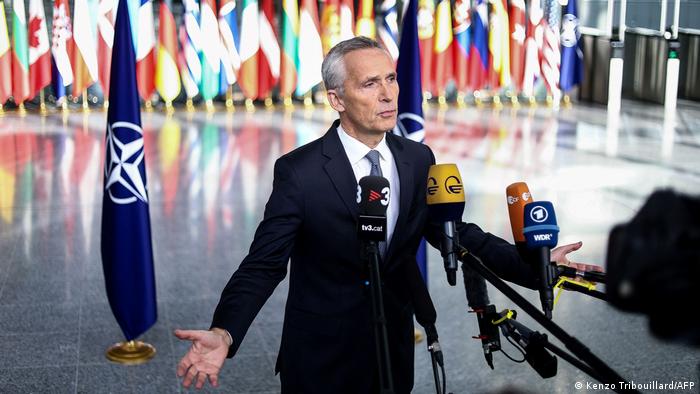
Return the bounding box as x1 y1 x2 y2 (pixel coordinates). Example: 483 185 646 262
136 0 156 101
28 0 51 99
258 0 280 99
542 0 561 100
72 0 98 97
522 0 544 97
97 0 115 98
509 0 526 92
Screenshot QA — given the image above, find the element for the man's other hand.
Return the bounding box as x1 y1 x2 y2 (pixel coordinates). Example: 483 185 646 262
551 241 605 274
175 328 230 389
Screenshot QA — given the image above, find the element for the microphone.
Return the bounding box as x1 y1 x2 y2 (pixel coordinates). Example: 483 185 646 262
401 255 444 366
426 164 465 286
506 182 534 245
427 164 496 368
523 201 560 319
357 176 390 242
500 317 558 378
506 182 540 267
557 265 607 284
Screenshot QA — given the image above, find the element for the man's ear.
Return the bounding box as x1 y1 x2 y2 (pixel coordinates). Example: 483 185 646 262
327 90 345 113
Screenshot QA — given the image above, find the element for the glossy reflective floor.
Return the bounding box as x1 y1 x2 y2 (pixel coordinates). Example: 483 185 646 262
0 101 699 393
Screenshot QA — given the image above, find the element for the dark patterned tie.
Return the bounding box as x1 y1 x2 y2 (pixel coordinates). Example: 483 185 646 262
366 150 383 177
365 150 386 258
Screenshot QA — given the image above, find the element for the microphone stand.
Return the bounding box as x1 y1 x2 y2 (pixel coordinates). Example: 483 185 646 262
452 241 639 394
363 240 395 394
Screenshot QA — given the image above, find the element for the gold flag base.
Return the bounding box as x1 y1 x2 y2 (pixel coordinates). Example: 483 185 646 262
165 101 174 114
414 328 424 344
205 99 215 112
144 100 153 112
18 102 27 116
106 340 156 365
563 94 572 108
264 97 274 109
510 95 520 108
245 98 255 112
492 95 502 109
103 101 110 111
303 95 314 108
456 93 466 108
186 99 195 112
437 95 447 109
0 103 4 115
528 96 537 107
283 96 293 108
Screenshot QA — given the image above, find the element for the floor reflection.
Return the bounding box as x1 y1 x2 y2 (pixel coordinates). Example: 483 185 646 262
0 101 698 393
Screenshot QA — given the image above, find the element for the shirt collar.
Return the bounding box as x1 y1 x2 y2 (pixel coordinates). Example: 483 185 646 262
336 123 391 166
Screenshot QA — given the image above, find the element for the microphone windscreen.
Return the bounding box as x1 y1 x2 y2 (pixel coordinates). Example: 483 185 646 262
506 182 534 243
426 164 466 222
523 201 560 249
358 176 390 216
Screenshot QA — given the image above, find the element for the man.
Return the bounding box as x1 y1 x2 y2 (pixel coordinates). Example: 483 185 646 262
175 37 590 392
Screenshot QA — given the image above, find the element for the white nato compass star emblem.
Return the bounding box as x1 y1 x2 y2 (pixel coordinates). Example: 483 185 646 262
105 121 149 205
395 113 425 143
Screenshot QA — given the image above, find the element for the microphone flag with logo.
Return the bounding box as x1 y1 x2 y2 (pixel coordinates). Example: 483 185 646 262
427 164 465 286
523 200 559 318
393 0 428 280
100 0 157 341
523 201 559 248
357 175 389 242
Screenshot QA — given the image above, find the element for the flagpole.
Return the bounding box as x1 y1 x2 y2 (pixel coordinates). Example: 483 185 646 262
225 86 234 111
39 90 48 115
302 91 312 108
245 98 255 112
106 340 156 365
456 92 467 108
18 102 26 115
82 92 90 112
0 103 4 115
264 97 274 109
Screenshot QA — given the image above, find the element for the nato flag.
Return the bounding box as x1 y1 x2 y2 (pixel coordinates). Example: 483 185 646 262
393 0 425 144
101 0 157 341
393 0 428 281
559 0 584 92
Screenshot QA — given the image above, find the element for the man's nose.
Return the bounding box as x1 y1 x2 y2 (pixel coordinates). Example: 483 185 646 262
378 82 394 102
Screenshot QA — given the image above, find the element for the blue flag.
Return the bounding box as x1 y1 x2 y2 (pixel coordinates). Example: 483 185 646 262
393 0 428 282
101 0 157 341
559 0 583 92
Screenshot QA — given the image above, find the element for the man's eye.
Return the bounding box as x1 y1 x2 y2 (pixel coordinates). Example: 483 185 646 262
364 82 375 88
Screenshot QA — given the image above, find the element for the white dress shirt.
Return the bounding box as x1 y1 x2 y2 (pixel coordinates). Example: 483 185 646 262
337 124 400 248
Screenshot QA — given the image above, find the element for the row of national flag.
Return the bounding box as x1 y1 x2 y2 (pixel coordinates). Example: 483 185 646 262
0 0 583 108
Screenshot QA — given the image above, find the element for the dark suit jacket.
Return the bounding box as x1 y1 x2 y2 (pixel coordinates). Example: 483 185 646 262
211 120 536 393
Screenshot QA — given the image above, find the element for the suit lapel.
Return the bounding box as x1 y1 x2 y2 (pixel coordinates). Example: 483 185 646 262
322 121 359 219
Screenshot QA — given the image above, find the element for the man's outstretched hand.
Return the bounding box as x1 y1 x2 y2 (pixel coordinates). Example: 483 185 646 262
175 328 230 389
551 241 605 274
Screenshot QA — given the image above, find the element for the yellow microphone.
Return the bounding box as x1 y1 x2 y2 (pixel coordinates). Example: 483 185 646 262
427 164 466 286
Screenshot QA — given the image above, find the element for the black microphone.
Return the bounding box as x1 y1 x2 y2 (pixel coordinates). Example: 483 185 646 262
401 255 444 367
357 176 390 242
500 317 558 379
523 201 560 319
557 265 607 284
426 164 465 286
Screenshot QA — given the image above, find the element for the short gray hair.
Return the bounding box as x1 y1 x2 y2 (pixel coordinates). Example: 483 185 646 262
321 37 387 96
